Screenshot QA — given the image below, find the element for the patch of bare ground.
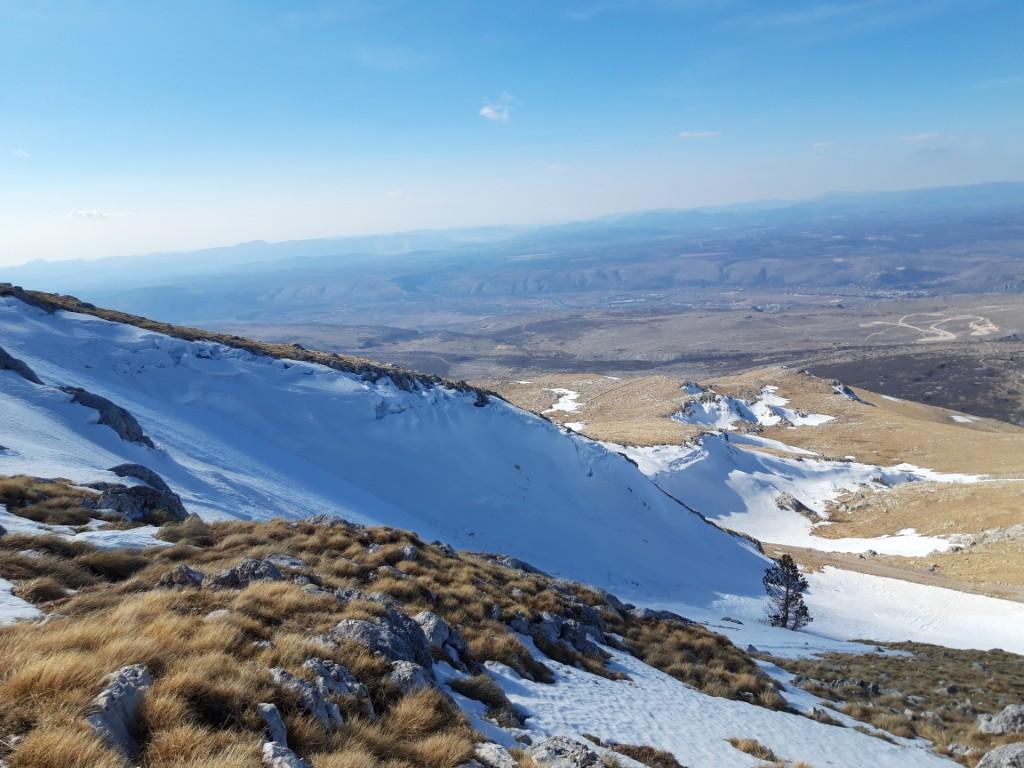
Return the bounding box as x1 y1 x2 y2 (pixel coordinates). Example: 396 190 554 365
766 642 1024 766
0 479 781 767
769 545 1024 603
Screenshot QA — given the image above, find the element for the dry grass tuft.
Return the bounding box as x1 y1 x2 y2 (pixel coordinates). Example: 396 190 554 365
727 737 778 761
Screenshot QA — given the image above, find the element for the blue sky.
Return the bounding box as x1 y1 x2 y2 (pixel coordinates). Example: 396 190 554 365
2 0 1022 264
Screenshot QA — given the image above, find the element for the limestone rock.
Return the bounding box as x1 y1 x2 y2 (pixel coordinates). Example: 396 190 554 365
270 668 343 731
209 558 284 589
979 743 1024 768
980 705 1024 735
85 664 153 757
61 386 154 447
158 563 204 589
528 736 601 767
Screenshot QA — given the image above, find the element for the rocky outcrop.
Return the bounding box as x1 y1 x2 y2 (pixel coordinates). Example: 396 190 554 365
474 552 547 575
0 345 43 384
528 736 601 767
388 660 434 694
270 668 343 731
474 742 519 768
263 741 313 768
258 702 289 746
85 664 153 757
626 606 694 626
208 558 284 589
979 743 1024 768
775 492 822 522
510 611 606 661
87 467 188 524
157 563 205 589
330 605 433 669
61 386 155 447
980 704 1024 735
302 658 374 718
414 611 471 668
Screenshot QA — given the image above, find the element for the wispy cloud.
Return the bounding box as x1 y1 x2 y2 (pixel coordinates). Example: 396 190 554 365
731 0 945 36
973 72 1024 91
12 148 30 159
812 140 834 151
66 209 133 220
480 93 518 124
546 161 571 172
678 130 720 139
349 44 434 72
900 132 940 143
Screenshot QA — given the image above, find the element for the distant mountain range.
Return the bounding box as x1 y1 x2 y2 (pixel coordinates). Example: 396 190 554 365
7 181 1024 327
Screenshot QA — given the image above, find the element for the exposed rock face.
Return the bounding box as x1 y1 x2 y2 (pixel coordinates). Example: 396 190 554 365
60 386 155 447
302 658 374 718
257 702 289 746
626 606 694 626
330 606 433 669
414 611 470 668
474 742 519 768
157 563 205 589
270 668 343 731
85 664 153 757
474 552 547 575
980 704 1024 735
388 660 434 694
209 558 284 589
0 345 43 384
400 544 419 561
510 610 606 661
267 554 306 570
262 740 313 768
528 736 601 767
979 743 1024 768
775 492 822 522
86 481 188 524
108 463 173 493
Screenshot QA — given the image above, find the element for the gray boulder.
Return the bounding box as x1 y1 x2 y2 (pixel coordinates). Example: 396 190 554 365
267 554 306 570
415 611 470 667
979 743 1024 768
331 606 432 668
388 660 435 694
475 552 547 575
528 736 601 767
0 345 43 384
400 544 419 561
61 386 154 447
107 463 173 493
513 612 605 660
87 481 188 524
257 702 289 746
980 705 1024 735
627 606 694 626
270 668 343 731
474 742 519 768
209 558 284 589
157 563 205 589
303 658 374 718
262 741 313 768
85 664 153 757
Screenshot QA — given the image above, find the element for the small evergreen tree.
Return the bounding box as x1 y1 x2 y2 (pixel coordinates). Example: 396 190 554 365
763 554 812 630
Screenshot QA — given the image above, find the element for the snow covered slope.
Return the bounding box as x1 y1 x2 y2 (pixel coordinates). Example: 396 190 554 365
0 294 766 609
621 435 976 555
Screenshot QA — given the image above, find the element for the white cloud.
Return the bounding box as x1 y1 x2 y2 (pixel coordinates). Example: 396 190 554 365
12 148 30 159
678 130 720 139
900 132 940 143
66 209 133 220
479 93 518 124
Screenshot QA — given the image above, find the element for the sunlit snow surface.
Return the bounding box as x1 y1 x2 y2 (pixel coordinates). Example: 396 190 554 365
478 639 956 768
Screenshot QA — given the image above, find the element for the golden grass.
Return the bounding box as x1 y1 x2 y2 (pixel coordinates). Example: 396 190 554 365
727 737 778 761
0 497 786 767
770 641 1024 766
